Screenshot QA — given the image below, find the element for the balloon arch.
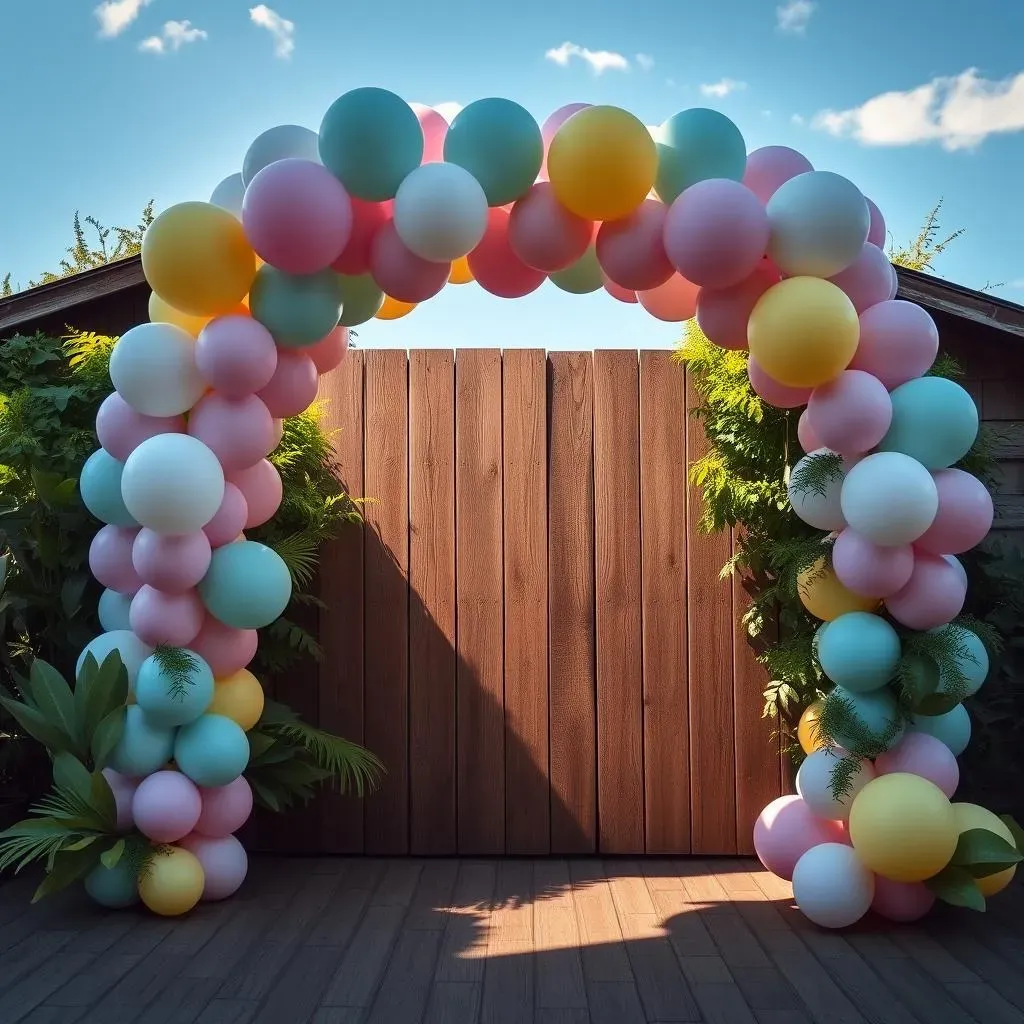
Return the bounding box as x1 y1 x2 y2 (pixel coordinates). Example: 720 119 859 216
77 88 1019 924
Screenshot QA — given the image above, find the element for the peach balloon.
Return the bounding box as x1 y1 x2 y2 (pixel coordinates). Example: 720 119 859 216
376 295 417 320
748 357 811 409
871 877 934 922
636 274 700 323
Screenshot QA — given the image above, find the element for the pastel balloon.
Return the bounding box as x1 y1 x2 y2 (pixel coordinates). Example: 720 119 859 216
849 300 939 390
98 588 133 632
915 469 993 555
204 483 249 548
797 700 826 754
121 434 225 534
792 842 874 929
871 878 935 922
950 803 1018 897
469 208 546 298
540 103 591 179
109 322 206 417
242 124 320 186
198 540 292 630
549 246 602 295
787 450 846 529
827 686 904 754
331 198 391 276
696 262 781 351
319 88 422 201
797 558 879 622
249 265 345 348
109 704 176 778
138 846 205 917
394 162 488 261
190 614 258 677
370 220 450 303
910 704 971 757
196 776 254 837
130 586 205 647
208 668 265 731
875 732 959 798
878 376 979 471
228 459 282 529
753 795 847 880
209 172 245 218
336 272 386 326
885 551 967 630
655 108 746 205
831 529 914 598
77 630 152 689
637 273 700 322
449 256 474 285
90 525 142 594
148 291 212 337
85 860 140 909
944 554 968 590
134 649 215 727
603 276 637 303
305 326 350 375
509 182 592 273
102 768 139 831
96 393 186 462
797 750 876 821
817 611 901 692
742 146 814 203
806 370 892 455
257 351 319 418
866 197 886 248
80 449 136 527
931 624 989 698
376 295 417 320
840 452 938 546
410 102 448 163
174 714 251 788
828 244 895 313
178 833 249 901
749 356 811 410
797 409 822 452
596 199 674 291
186 393 275 473
131 771 202 843
195 316 278 398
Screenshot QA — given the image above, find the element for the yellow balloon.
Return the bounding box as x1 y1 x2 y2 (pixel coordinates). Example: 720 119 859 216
376 295 417 320
142 202 257 317
548 105 658 221
951 803 1019 897
449 255 473 285
148 291 211 337
797 557 879 621
138 846 205 916
797 699 826 754
848 773 958 882
208 668 265 731
747 277 860 388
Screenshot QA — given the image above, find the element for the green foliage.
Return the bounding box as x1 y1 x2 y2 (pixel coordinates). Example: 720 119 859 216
151 645 201 701
887 200 964 274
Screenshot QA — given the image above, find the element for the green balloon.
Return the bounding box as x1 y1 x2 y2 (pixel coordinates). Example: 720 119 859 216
550 246 602 294
337 273 385 327
85 860 139 909
249 266 344 348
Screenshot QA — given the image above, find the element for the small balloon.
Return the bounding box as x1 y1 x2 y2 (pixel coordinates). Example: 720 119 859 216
96 393 186 462
549 245 603 295
797 557 879 622
331 198 391 276
797 409 823 452
370 220 450 303
336 272 386 326
188 393 276 472
257 351 319 418
885 551 967 631
866 198 887 248
393 162 489 261
195 776 254 837
174 714 251 788
190 614 258 678
109 323 206 418
203 483 249 549
138 846 206 917
875 733 959 799
636 273 700 322
828 244 895 313
849 300 939 390
90 525 142 594
909 705 972 758
742 146 814 203
696 261 781 351
792 842 874 929
749 356 811 410
242 125 320 185
134 649 215 727
131 771 203 843
77 631 152 689
249 265 346 348
198 541 292 630
840 451 938 547
227 459 282 529
509 182 593 273
816 611 901 692
797 749 876 820
410 102 448 163
376 295 417 320
178 833 249 901
108 704 176 778
831 528 914 598
915 469 993 555
753 795 847 881
539 103 591 179
305 326 350 374
469 208 546 298
806 370 892 455
80 449 137 528
129 586 205 647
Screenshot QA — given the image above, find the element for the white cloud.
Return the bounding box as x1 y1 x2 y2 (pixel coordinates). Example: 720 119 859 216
776 0 815 34
139 20 207 54
811 68 1024 151
95 0 152 38
250 4 295 58
433 102 464 124
791 113 805 125
544 41 630 75
636 53 654 71
699 78 747 98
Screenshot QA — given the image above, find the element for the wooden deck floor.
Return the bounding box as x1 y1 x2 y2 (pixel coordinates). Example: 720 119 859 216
0 857 1022 1024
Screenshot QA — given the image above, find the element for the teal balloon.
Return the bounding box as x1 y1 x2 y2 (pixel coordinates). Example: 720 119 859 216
443 98 542 206
84 860 139 909
931 625 989 697
811 622 830 659
827 685 904 754
249 265 345 348
174 713 250 787
109 705 176 778
337 273 385 326
818 613 901 693
198 540 292 630
550 246 602 294
79 449 137 527
319 87 423 202
877 376 979 470
98 589 132 632
910 702 971 755
655 108 746 205
134 650 214 727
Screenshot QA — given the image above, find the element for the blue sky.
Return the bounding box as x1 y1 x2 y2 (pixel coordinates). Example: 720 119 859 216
1 0 1022 349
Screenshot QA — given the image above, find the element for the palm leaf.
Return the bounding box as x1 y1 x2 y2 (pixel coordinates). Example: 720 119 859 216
0 818 86 874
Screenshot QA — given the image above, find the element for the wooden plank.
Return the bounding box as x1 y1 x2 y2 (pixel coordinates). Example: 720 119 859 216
638 350 690 855
454 348 506 854
362 349 410 855
593 350 644 855
685 368 738 855
987 420 1024 460
548 353 597 855
502 349 551 855
317 350 366 853
408 350 457 854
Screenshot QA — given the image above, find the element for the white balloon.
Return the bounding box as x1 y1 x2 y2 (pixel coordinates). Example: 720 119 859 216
788 449 847 531
210 173 245 219
841 452 938 546
393 163 488 262
109 323 206 418
98 589 133 632
76 630 153 688
242 125 320 186
796 750 876 822
792 842 874 929
121 434 225 534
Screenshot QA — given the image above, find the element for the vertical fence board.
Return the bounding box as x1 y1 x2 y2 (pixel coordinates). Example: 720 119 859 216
548 352 598 854
593 350 644 855
639 351 690 854
454 349 506 854
408 350 457 854
502 349 551 855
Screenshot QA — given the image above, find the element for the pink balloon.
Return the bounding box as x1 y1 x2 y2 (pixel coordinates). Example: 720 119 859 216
874 732 960 799
196 776 254 837
190 614 258 677
849 301 939 390
885 551 967 630
595 199 674 291
887 262 899 299
469 208 546 298
96 393 185 462
305 326 350 375
696 260 781 351
797 410 823 452
228 459 283 529
828 244 895 314
129 585 205 647
508 182 592 273
203 482 250 548
540 103 591 179
664 180 769 290
603 275 637 303
748 356 810 409
178 833 248 901
866 198 886 248
89 526 142 594
102 768 138 829
871 877 935 923
132 529 212 593
832 529 915 598
188 393 276 472
915 469 994 555
637 274 700 323
242 158 352 275
806 370 892 455
753 795 848 881
742 146 814 204
131 770 202 843
257 351 319 419
331 198 391 276
410 103 449 164
195 316 278 399
370 220 450 303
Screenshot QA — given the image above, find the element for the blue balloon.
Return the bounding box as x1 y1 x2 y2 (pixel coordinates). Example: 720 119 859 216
109 705 176 778
827 685 905 754
337 273 385 327
319 87 423 202
877 377 979 470
79 449 137 527
932 625 989 697
198 540 292 629
655 108 746 205
134 650 214 727
249 265 345 348
98 589 132 632
84 860 139 909
174 713 250 787
443 98 542 207
818 612 901 693
811 622 831 659
910 703 971 756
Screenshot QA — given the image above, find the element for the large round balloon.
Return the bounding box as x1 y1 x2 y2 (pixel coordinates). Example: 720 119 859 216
90 525 141 594
792 842 875 929
187 393 276 472
109 322 206 418
190 615 258 678
831 528 914 598
849 300 939 389
80 449 137 528
826 686 904 754
174 714 251 788
249 265 345 348
228 459 282 529
950 803 1018 897
885 551 967 631
376 295 417 320
209 173 245 218
85 860 140 909
129 586 205 648
797 557 879 621
195 776 254 838
752 795 846 881
636 274 700 322
828 244 895 313
242 124 321 185
77 630 152 688
655 108 746 205
596 199 674 291
875 733 960 799
134 650 215 727
469 208 546 298
840 452 938 546
909 704 971 756
931 624 989 698
96 392 186 463
787 449 847 530
696 261 780 351
393 162 488 262
817 612 901 692
178 833 249 901
131 771 202 843
198 540 292 629
915 469 993 555
539 102 591 179
109 704 176 778
806 370 892 456
138 846 205 917
196 316 278 399
796 750 876 821
877 376 979 470
370 221 451 303
509 182 592 273
208 668 265 731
